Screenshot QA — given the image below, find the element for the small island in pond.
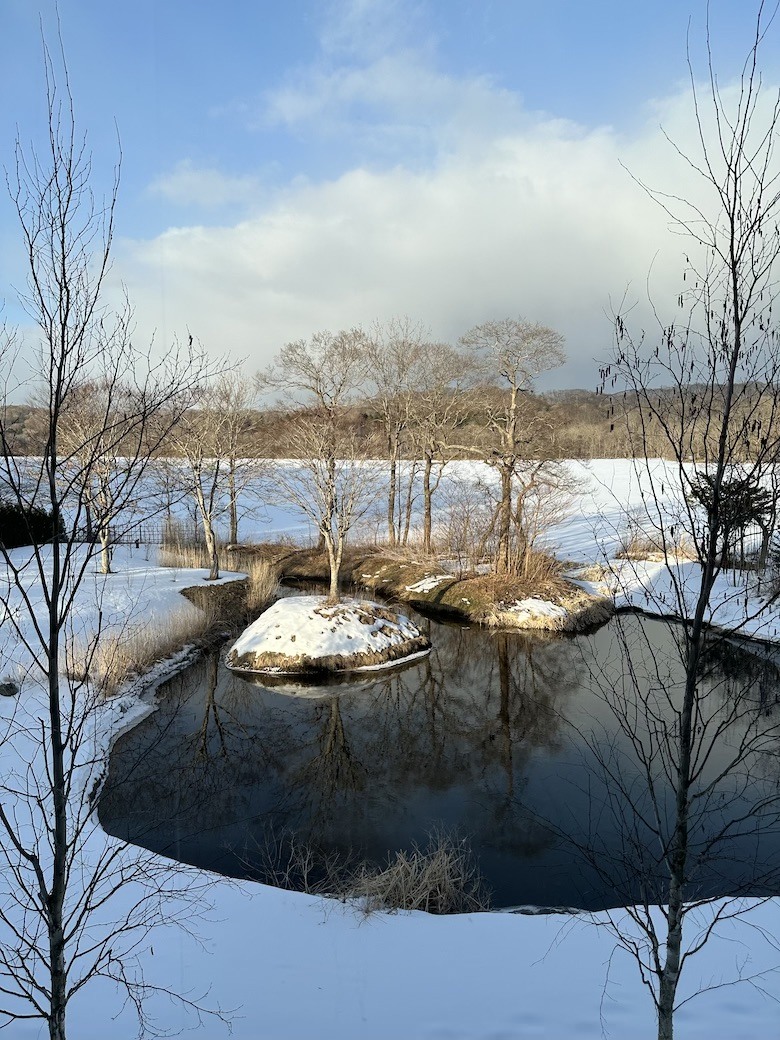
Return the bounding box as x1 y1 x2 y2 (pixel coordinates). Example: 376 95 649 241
225 595 431 675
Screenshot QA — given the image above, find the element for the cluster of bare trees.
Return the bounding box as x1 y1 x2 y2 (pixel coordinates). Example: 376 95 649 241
168 371 260 579
37 306 568 594
44 307 569 596
254 313 568 599
258 328 375 601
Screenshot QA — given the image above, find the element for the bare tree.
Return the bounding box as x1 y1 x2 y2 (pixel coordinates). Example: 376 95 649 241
51 301 189 574
170 370 248 581
171 418 224 580
366 317 428 547
0 35 221 1039
260 329 373 601
408 342 476 554
271 416 378 600
598 6 780 1038
459 317 566 574
210 370 261 545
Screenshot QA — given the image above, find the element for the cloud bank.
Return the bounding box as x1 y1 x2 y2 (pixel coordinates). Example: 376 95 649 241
113 1 775 389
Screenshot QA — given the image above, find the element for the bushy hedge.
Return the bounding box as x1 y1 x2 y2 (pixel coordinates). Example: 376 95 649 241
0 500 64 549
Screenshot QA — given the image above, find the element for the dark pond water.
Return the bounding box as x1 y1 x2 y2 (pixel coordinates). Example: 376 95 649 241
99 607 780 911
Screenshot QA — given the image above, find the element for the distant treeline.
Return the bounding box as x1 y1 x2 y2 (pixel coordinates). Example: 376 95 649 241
2 385 761 462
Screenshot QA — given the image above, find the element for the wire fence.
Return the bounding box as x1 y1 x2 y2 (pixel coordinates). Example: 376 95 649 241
72 521 169 546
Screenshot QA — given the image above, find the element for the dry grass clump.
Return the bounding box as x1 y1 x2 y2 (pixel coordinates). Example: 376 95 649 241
158 543 211 570
256 827 490 914
160 542 279 617
508 549 562 584
348 829 490 914
66 605 217 697
233 554 280 615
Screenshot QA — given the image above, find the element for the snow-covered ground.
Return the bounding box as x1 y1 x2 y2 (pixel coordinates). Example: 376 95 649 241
4 459 780 1039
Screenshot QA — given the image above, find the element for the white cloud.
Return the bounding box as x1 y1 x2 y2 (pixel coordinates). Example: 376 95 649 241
319 0 428 62
148 160 267 210
116 111 688 386
114 2 780 389
256 0 521 167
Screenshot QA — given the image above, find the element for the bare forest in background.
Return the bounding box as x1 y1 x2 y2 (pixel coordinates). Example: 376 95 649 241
3 384 760 462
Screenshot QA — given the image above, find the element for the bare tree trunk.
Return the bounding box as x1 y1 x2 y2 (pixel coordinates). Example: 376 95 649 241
49 913 66 1040
204 524 220 581
423 454 433 554
759 523 771 571
497 465 513 573
228 461 238 545
48 539 68 1040
99 522 112 574
387 430 398 547
401 460 415 546
194 479 220 580
84 499 94 542
658 883 683 1040
325 532 342 603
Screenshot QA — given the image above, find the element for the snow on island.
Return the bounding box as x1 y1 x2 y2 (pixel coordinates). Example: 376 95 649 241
225 595 431 675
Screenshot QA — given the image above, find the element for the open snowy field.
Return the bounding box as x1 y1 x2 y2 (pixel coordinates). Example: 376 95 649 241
159 456 666 554
3 459 780 1039
173 456 705 563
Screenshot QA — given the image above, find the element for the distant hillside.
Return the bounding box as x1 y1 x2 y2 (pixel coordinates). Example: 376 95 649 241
2 387 732 461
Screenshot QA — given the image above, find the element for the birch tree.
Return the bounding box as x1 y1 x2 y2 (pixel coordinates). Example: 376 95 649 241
210 371 260 546
408 342 476 555
366 317 428 547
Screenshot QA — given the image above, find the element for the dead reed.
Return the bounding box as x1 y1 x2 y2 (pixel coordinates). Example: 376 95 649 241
65 604 218 697
255 826 491 914
159 542 280 617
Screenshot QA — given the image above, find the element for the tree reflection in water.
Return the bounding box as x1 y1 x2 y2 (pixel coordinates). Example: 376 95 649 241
99 610 780 909
564 614 780 912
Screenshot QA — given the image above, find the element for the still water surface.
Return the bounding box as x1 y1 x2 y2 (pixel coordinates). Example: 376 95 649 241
99 609 780 910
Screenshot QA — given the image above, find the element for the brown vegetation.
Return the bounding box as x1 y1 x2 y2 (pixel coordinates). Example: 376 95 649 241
4 384 737 464
242 544 614 633
65 604 220 698
257 827 491 914
65 555 277 699
161 542 280 616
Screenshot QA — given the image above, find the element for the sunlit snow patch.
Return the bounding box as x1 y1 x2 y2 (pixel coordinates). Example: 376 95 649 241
404 574 451 593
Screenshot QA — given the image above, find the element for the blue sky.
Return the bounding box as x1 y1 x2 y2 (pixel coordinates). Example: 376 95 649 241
2 0 778 388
